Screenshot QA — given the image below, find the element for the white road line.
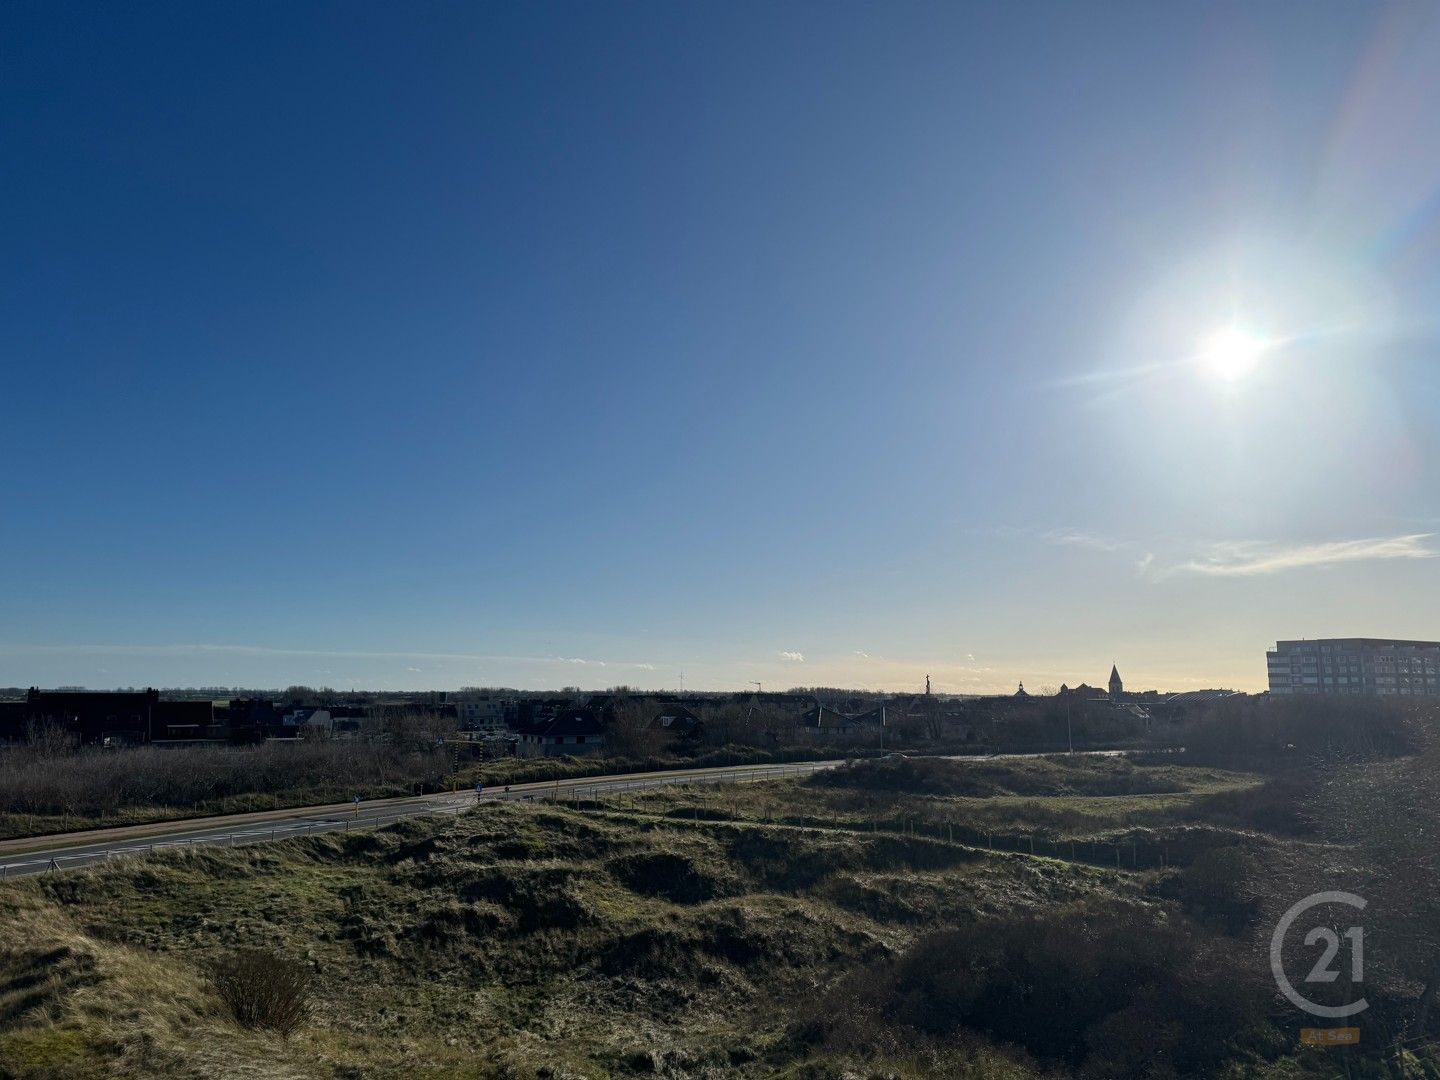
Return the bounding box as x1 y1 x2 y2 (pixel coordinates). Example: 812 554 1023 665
0 756 972 878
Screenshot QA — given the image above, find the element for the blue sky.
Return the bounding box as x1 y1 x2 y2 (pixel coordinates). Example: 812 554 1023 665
5 2 1440 693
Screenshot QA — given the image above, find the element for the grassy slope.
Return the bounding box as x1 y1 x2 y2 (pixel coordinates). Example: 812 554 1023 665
3 804 1086 1078
0 755 1401 1079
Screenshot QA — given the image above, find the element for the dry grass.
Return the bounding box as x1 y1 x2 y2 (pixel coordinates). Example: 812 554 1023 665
0 750 1429 1078
0 740 452 841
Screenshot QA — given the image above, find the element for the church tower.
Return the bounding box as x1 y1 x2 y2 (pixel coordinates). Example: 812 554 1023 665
1108 664 1123 699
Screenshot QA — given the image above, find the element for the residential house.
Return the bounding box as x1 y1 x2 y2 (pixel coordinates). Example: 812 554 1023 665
517 708 606 758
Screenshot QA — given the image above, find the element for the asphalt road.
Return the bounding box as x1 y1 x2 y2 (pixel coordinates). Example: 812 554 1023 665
0 749 1136 879
0 758 848 878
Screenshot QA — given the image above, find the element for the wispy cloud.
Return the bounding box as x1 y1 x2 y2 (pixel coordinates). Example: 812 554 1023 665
1172 534 1439 577
1032 525 1437 581
1040 528 1132 554
778 651 805 662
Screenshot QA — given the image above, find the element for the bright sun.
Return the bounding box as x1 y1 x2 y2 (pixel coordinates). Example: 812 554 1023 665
1198 325 1268 381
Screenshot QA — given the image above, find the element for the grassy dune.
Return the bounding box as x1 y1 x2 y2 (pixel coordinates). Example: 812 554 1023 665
0 754 1428 1078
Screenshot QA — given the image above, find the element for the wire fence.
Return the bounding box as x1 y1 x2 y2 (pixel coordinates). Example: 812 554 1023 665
562 773 1197 870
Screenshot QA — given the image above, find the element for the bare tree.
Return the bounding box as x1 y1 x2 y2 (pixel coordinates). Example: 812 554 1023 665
607 694 665 759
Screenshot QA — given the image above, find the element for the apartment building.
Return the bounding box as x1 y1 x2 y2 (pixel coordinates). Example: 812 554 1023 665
1267 638 1440 696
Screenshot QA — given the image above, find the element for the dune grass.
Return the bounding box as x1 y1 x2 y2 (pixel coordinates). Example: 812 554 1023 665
0 753 1424 1078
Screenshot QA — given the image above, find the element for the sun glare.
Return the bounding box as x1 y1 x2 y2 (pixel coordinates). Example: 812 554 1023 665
1198 325 1268 381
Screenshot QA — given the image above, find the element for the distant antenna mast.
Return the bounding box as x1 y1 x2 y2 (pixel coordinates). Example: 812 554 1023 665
679 671 685 694
751 681 762 694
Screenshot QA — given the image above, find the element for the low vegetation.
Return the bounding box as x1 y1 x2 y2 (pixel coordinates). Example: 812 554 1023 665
811 753 1190 798
3 716 1439 1077
208 949 311 1037
0 739 453 841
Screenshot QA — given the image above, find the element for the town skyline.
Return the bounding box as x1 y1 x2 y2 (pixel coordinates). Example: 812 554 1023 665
0 642 1345 696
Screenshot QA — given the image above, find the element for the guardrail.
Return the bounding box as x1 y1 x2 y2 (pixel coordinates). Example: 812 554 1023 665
0 760 836 878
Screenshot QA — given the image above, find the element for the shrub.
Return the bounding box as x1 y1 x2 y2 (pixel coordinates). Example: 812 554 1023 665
0 739 451 821
796 901 1270 1075
208 949 311 1036
1173 696 1420 767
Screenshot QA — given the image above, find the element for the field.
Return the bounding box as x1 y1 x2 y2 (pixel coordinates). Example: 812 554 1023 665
4 740 1436 1079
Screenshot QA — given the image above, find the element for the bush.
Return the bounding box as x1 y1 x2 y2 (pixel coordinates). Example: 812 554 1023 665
208 949 311 1036
796 902 1270 1076
1172 696 1420 767
0 739 451 821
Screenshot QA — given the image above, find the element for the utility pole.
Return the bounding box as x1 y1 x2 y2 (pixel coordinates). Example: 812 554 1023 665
751 681 762 695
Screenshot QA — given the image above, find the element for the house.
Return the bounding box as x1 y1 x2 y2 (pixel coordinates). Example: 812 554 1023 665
279 708 332 737
150 699 223 744
517 708 606 758
651 702 703 743
0 701 29 743
216 698 280 742
797 704 869 740
20 688 160 746
453 696 512 732
5 690 276 746
1057 683 1106 700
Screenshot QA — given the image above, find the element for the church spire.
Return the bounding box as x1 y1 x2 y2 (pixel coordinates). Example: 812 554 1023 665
1108 664 1123 698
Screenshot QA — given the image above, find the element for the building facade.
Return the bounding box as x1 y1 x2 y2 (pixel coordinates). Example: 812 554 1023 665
1267 638 1440 696
516 708 606 757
